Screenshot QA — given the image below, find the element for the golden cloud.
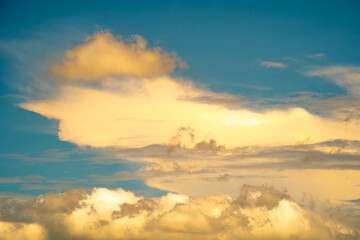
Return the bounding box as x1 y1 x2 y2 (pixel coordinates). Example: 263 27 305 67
0 221 47 240
21 76 360 148
51 32 187 81
0 186 358 240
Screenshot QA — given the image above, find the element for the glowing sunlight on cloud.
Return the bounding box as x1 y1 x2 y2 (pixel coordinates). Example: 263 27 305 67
0 221 47 240
21 76 360 148
0 186 358 240
9 31 360 240
2 0 360 238
51 31 187 81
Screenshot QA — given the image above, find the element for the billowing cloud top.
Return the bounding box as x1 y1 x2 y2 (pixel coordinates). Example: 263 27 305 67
0 186 358 240
51 32 187 81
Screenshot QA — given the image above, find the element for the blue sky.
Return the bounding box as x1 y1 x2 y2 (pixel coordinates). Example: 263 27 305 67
0 1 360 239
1 0 360 195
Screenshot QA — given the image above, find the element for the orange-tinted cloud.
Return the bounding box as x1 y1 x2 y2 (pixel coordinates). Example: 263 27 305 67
0 186 358 240
0 221 47 240
51 32 187 81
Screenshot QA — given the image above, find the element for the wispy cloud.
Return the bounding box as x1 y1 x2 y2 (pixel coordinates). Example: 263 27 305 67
0 175 44 184
305 66 360 95
307 53 327 59
260 61 287 68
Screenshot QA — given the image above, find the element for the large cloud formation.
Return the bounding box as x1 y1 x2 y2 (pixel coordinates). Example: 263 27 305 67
11 32 360 240
0 186 358 240
20 32 360 148
21 76 360 148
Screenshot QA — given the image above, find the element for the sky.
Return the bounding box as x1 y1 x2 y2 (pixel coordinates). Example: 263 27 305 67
0 0 360 239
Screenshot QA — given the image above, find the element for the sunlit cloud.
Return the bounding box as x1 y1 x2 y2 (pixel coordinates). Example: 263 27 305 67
18 33 360 150
15 32 360 210
1 1 360 239
0 186 358 240
0 221 47 240
92 138 360 203
20 75 360 148
51 31 187 81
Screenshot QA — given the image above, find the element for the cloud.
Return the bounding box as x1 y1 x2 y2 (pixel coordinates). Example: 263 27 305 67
264 93 360 122
3 139 358 205
0 221 47 240
12 31 360 222
260 61 287 68
51 31 187 81
20 76 360 148
166 126 195 153
307 53 327 59
99 138 360 202
0 186 358 240
19 33 360 150
195 138 226 153
0 175 45 184
306 66 360 95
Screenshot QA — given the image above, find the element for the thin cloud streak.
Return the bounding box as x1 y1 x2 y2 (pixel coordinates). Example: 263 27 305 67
260 61 287 68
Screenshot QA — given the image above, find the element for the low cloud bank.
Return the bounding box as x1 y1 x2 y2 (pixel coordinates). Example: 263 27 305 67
0 185 358 240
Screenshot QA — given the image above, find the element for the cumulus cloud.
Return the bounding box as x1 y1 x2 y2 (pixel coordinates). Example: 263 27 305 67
0 186 358 240
51 31 187 81
260 61 287 68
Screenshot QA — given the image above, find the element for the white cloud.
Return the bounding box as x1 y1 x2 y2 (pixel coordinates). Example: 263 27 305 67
260 61 287 68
